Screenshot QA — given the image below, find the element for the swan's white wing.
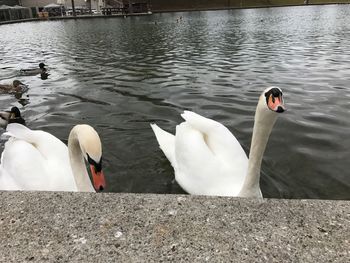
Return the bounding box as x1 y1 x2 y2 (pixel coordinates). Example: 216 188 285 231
174 121 247 196
0 141 21 190
0 124 77 191
6 123 67 160
151 111 249 196
0 139 50 190
181 111 247 164
176 111 249 196
174 122 224 195
0 168 20 190
150 124 176 168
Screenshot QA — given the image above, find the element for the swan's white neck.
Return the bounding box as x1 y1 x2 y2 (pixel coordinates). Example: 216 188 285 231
68 129 95 192
239 103 278 198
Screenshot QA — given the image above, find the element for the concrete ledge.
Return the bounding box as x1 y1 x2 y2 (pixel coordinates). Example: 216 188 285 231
0 192 349 262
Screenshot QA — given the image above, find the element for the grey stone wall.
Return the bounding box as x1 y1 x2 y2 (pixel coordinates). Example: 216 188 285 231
0 191 349 262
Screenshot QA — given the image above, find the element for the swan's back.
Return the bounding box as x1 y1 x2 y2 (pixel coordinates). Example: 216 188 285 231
0 138 48 190
0 124 77 191
152 111 248 196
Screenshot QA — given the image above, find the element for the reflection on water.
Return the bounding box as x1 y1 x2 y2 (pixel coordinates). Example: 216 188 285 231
1 5 350 199
14 92 30 106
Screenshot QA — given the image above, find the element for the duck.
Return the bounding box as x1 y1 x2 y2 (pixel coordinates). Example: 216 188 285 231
0 107 26 128
0 80 27 94
20 62 47 75
151 87 285 198
0 123 106 192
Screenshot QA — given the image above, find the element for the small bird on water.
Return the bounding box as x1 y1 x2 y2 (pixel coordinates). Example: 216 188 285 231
0 80 27 94
20 62 47 76
0 106 26 128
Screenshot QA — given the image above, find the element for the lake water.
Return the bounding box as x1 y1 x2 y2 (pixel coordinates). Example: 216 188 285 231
1 5 350 199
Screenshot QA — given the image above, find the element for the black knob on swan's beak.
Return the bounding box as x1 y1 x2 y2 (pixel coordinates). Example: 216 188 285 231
276 106 285 113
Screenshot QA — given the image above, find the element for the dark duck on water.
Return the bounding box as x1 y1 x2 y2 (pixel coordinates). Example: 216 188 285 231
0 107 26 128
20 62 47 75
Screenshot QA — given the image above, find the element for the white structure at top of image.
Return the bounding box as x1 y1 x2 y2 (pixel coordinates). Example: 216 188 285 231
20 0 107 11
44 3 60 7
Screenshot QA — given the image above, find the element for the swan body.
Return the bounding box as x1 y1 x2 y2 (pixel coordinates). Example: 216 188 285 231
0 123 105 192
0 107 25 128
151 87 285 198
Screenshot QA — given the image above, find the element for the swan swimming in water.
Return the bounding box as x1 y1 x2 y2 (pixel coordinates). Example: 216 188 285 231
0 107 25 128
151 87 285 198
0 123 106 192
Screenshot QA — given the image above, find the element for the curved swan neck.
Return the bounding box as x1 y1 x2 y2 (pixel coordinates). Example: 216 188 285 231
68 129 95 192
239 104 278 198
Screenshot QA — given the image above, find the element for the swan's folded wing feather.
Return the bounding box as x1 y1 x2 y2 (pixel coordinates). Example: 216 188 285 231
174 122 244 195
2 124 76 191
181 111 221 133
6 123 67 159
174 122 221 193
0 166 20 190
175 122 215 168
181 111 247 164
6 123 36 142
0 139 48 190
150 124 176 168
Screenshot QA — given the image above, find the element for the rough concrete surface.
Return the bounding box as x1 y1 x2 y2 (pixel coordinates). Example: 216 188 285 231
0 192 349 262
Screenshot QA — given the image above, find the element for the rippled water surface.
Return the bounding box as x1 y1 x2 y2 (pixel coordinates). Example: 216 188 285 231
1 5 350 199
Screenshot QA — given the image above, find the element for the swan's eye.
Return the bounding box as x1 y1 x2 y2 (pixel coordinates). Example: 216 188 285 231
265 87 282 98
87 154 102 172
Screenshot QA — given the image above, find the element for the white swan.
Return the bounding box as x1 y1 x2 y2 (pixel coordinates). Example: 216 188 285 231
0 124 105 192
151 87 285 198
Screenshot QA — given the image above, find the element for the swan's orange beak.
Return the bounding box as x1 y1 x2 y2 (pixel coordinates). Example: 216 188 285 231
267 94 285 113
90 165 106 191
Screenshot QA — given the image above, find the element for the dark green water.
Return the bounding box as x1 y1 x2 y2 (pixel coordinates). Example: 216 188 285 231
1 5 350 199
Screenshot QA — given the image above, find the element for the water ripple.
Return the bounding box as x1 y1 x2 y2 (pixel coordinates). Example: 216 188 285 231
1 5 350 199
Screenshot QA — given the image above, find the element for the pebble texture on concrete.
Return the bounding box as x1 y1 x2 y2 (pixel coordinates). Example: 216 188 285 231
0 192 349 262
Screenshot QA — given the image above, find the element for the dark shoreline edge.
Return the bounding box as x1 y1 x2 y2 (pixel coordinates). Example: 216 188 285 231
1 3 349 26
